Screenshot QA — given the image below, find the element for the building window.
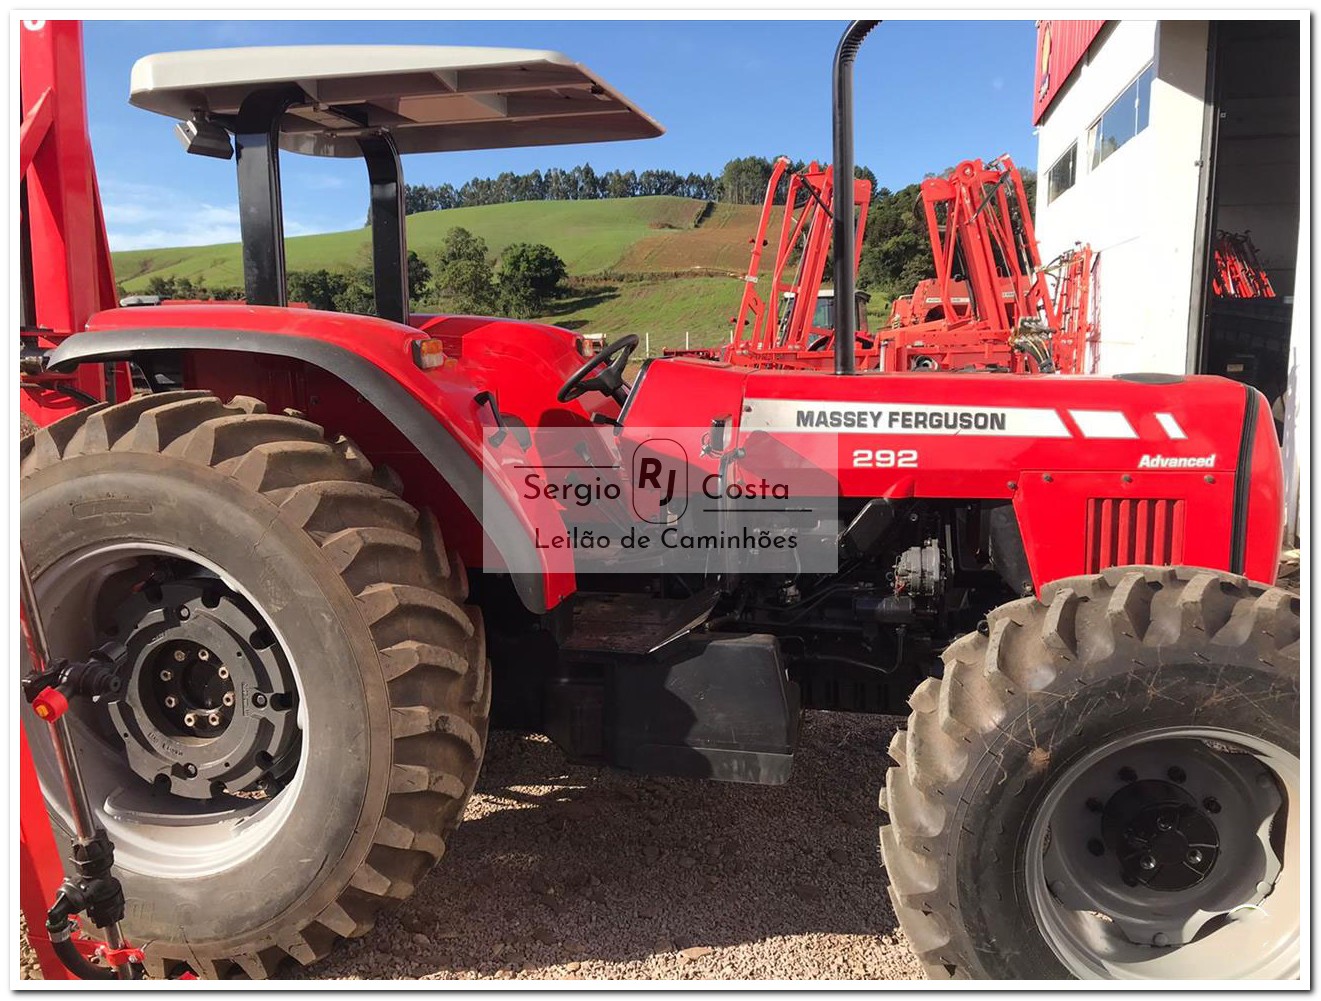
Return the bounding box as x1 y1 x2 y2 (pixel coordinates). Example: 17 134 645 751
1047 143 1077 203
1090 64 1155 169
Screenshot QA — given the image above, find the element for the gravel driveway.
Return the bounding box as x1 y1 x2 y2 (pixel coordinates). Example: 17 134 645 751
22 711 922 981
297 711 921 981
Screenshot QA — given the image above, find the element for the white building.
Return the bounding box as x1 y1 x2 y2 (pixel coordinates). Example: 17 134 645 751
1032 19 1305 538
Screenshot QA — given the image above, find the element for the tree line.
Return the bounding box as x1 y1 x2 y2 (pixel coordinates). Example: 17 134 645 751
138 233 569 320
403 165 719 213
399 156 883 214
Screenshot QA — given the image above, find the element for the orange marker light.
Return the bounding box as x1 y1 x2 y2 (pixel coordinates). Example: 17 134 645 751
410 338 446 370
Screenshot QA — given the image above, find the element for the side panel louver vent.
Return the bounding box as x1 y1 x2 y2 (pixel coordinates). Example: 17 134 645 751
1085 498 1185 573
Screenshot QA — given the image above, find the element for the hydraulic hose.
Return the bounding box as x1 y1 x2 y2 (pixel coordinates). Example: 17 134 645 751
51 938 116 981
47 920 139 980
831 19 879 376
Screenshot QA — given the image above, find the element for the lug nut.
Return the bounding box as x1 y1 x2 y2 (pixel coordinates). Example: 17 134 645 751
222 692 235 707
1187 849 1204 865
1139 855 1157 871
1118 766 1138 783
173 649 186 662
177 606 190 620
1087 839 1105 857
253 692 268 709
197 648 210 661
1157 817 1173 831
183 712 197 727
207 712 221 727
1167 766 1187 783
217 666 230 680
1153 932 1170 947
1204 797 1222 814
159 669 173 682
183 763 198 777
1085 797 1104 813
164 695 178 708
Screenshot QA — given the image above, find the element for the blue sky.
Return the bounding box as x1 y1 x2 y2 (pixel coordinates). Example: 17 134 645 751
83 19 1038 251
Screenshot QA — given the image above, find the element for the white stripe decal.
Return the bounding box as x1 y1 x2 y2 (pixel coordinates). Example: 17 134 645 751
1155 412 1188 440
742 399 1071 437
1069 409 1138 439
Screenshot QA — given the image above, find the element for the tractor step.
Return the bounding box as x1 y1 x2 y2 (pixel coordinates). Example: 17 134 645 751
549 593 799 785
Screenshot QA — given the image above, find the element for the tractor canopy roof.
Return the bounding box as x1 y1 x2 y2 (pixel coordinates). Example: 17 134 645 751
129 45 663 157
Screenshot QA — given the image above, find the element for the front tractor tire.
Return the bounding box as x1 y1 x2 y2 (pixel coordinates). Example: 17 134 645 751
20 391 490 978
880 567 1300 980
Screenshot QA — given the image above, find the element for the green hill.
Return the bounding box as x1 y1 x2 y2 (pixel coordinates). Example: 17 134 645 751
110 196 784 345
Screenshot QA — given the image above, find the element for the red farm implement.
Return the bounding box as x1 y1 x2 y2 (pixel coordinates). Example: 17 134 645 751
884 156 1095 374
689 153 1096 375
1212 229 1278 300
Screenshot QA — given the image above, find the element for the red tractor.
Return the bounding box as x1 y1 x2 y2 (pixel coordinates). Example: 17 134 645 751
20 20 1299 981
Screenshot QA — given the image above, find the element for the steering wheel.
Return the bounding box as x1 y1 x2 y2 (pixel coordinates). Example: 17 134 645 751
557 334 639 405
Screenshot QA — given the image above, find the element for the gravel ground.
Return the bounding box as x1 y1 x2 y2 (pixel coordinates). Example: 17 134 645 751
20 711 923 982
299 711 920 981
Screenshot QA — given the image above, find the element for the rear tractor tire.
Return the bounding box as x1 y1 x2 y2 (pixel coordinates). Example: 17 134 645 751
20 391 490 978
880 566 1299 980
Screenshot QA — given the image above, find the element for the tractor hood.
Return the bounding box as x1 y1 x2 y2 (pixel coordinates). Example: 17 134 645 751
620 360 1284 587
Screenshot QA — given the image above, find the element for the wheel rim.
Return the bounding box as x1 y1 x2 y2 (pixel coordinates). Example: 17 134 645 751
1026 725 1299 979
27 542 310 880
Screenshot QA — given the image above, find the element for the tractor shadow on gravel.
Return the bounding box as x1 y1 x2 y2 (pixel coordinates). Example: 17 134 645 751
299 711 916 980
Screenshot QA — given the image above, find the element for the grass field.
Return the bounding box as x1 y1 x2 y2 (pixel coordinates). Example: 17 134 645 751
540 277 743 348
110 196 780 347
113 197 734 289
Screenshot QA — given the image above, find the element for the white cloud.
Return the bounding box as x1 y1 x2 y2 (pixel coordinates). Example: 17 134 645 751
102 180 241 251
103 179 347 251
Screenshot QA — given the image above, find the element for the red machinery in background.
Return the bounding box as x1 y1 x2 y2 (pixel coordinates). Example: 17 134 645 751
693 153 1095 374
722 158 875 368
1211 229 1277 300
885 156 1095 374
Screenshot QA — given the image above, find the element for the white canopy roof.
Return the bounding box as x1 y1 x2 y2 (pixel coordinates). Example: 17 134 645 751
129 45 664 157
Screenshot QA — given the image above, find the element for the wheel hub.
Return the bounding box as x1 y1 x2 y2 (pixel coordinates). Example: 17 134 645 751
1037 733 1285 954
1102 780 1220 891
144 640 237 736
108 577 299 800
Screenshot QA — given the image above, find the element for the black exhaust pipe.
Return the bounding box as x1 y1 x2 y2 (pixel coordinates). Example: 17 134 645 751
832 19 879 376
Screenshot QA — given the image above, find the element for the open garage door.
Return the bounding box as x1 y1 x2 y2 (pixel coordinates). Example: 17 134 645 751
1194 20 1301 438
